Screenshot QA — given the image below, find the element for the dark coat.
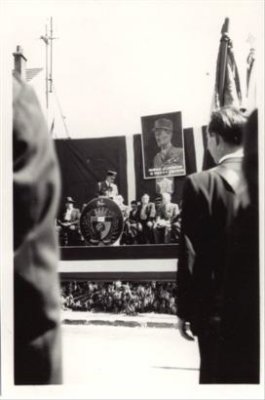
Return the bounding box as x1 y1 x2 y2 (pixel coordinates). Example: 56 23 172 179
13 72 62 384
98 180 118 198
128 209 141 223
177 157 245 334
139 202 156 222
217 199 259 383
153 146 184 168
58 207 81 228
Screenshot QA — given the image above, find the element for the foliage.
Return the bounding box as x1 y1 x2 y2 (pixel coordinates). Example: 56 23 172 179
61 280 177 315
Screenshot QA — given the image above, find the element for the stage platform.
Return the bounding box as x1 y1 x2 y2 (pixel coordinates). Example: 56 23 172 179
59 244 178 281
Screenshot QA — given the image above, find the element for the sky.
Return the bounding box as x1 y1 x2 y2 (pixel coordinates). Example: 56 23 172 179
2 0 264 138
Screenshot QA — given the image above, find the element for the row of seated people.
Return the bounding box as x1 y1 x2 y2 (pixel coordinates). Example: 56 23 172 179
56 193 181 246
121 193 181 245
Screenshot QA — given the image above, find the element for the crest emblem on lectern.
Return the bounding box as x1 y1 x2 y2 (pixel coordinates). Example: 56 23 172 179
80 197 124 245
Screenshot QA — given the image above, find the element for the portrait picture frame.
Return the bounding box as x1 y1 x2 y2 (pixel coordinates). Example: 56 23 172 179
141 111 186 179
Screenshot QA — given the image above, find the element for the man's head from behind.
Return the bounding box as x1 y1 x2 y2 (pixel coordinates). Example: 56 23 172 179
153 118 173 148
207 106 247 163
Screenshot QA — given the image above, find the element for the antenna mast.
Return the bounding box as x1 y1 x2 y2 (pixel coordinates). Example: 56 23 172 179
40 18 70 138
49 17 54 93
40 17 57 110
40 23 49 109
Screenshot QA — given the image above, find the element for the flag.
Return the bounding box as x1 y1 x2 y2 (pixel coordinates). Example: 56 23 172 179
25 68 43 82
213 18 242 109
246 46 256 113
246 48 255 95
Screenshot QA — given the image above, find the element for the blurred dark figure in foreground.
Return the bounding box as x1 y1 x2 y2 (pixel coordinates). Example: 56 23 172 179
217 109 259 383
13 72 62 384
177 106 247 383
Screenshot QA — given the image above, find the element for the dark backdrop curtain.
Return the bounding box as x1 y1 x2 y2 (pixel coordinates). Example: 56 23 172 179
55 137 127 213
133 127 197 204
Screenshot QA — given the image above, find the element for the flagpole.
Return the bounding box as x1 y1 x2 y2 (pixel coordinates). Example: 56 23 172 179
49 17 53 93
219 18 230 106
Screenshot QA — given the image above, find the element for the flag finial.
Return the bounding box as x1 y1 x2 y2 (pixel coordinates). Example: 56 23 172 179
221 18 229 35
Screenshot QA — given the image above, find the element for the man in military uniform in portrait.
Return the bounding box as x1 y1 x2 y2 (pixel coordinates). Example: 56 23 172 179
152 118 184 171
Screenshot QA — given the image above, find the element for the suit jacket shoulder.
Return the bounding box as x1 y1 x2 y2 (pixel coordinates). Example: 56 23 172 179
185 159 244 197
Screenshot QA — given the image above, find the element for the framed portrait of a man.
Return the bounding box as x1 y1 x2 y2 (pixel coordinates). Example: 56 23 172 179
141 111 186 179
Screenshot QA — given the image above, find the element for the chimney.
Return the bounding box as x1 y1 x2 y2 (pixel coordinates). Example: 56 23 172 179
13 45 27 80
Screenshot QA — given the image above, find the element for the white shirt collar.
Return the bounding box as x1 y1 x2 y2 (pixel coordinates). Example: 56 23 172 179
218 148 244 165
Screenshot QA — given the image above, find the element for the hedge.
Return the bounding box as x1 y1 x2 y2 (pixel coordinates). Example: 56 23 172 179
61 280 177 315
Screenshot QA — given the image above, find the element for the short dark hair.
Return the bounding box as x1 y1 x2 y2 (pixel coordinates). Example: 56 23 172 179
208 106 247 146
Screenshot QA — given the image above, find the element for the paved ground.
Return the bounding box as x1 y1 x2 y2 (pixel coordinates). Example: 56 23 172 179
62 309 179 328
62 323 200 398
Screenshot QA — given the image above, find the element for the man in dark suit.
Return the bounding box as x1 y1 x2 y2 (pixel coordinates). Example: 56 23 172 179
97 170 118 199
217 109 259 383
176 106 247 383
123 200 142 244
138 194 156 244
13 72 62 384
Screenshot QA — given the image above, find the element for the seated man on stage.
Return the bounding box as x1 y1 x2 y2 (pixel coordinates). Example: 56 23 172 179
153 192 180 244
98 170 119 200
114 194 130 220
138 194 156 244
154 194 163 213
57 196 81 246
171 206 182 243
123 200 143 245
